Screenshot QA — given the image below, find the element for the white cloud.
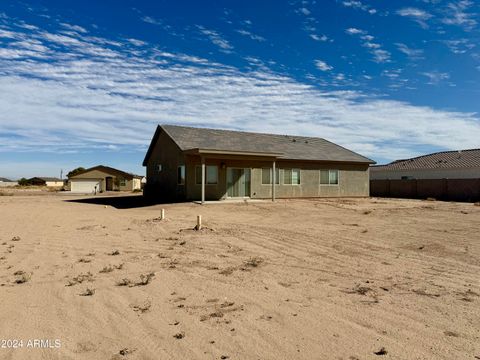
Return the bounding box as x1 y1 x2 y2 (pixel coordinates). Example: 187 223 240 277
346 28 390 63
59 23 87 33
141 16 162 26
396 43 424 60
314 59 333 71
299 7 311 15
197 26 234 52
236 29 266 42
0 18 479 168
441 0 477 31
372 49 391 63
342 1 377 14
345 27 365 35
397 7 433 28
421 71 450 84
442 38 475 54
126 38 146 46
310 34 329 42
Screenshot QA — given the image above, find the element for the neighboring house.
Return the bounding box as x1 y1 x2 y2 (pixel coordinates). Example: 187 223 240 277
68 165 142 193
370 149 480 180
0 177 17 187
29 177 64 187
143 124 375 202
370 149 480 202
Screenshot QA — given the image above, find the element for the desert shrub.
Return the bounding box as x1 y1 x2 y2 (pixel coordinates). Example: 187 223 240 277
67 167 85 178
17 178 31 186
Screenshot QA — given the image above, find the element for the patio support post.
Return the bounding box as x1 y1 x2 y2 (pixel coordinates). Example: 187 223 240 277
272 160 276 202
201 156 206 204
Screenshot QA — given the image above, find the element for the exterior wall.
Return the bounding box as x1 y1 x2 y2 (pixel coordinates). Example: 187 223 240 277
144 130 186 201
45 181 64 187
184 156 370 200
0 182 18 187
370 167 480 180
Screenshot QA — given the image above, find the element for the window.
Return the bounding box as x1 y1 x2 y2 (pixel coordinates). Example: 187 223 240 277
283 168 300 185
320 170 339 185
195 165 218 185
157 164 162 172
177 165 185 185
261 168 280 185
119 178 127 186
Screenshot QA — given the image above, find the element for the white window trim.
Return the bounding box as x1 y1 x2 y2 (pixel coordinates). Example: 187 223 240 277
195 165 218 185
320 169 339 186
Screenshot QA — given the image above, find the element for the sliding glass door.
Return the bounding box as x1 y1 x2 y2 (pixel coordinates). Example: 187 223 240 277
226 168 251 198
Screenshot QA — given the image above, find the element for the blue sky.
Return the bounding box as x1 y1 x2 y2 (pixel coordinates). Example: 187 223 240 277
0 0 479 179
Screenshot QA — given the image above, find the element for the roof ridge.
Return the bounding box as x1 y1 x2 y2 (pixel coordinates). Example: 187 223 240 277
161 124 328 141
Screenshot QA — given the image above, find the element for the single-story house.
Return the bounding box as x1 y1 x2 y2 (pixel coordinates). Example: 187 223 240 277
143 124 375 202
68 165 142 193
370 149 480 180
29 177 64 187
0 177 17 187
370 149 480 202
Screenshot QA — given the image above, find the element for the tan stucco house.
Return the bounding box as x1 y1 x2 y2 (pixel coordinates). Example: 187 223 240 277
143 125 375 202
29 177 65 187
68 165 142 193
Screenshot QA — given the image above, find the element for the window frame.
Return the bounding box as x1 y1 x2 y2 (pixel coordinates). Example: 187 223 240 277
177 165 185 185
119 178 127 187
282 168 301 185
195 165 218 185
320 169 339 186
261 167 280 185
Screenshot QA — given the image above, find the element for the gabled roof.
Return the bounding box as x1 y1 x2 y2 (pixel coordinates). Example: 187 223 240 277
371 149 480 171
69 165 142 180
30 177 63 182
143 124 375 165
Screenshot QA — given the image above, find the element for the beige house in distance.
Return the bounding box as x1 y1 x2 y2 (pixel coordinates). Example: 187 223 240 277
68 165 142 193
370 149 480 180
29 177 64 187
143 125 375 202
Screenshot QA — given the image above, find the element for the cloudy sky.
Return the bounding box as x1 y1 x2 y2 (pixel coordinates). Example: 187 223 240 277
0 0 479 179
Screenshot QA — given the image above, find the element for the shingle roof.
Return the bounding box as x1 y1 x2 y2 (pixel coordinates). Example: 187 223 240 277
69 165 143 179
371 149 480 171
144 125 374 164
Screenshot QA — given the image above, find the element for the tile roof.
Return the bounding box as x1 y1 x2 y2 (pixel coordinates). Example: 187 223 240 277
371 149 480 171
144 125 374 164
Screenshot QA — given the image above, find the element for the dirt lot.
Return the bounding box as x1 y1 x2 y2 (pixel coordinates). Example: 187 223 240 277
0 192 479 360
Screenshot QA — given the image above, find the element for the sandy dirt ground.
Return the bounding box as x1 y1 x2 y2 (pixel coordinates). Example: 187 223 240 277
0 191 479 360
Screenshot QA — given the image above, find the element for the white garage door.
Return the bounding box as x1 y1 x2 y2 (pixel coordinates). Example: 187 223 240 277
71 180 102 193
